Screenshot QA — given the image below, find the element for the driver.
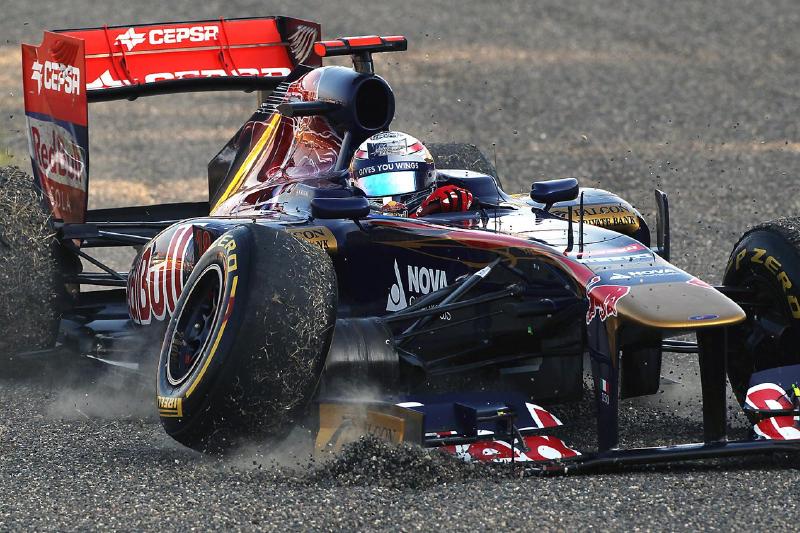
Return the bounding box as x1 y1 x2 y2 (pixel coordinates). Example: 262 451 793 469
348 131 473 218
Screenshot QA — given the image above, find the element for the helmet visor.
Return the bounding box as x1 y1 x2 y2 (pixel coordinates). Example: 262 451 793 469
355 171 427 197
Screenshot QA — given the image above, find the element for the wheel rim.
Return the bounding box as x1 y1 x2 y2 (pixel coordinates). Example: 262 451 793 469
166 265 224 386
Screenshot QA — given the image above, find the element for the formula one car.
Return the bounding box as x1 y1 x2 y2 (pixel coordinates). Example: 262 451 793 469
5 16 800 471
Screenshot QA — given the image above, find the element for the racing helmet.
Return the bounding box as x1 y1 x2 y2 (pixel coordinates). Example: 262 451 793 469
349 131 436 205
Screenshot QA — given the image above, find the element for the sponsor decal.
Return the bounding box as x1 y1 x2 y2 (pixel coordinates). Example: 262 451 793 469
287 226 337 253
192 226 215 258
22 32 87 223
551 204 639 231
525 403 563 429
157 395 183 418
597 378 611 404
114 28 147 51
609 267 676 281
591 267 690 286
27 117 86 192
586 285 630 324
114 25 220 52
357 160 420 178
746 383 800 440
442 435 580 463
578 252 652 264
288 25 317 63
689 314 719 321
386 260 448 311
87 66 290 89
363 412 405 443
316 405 408 452
29 59 81 95
572 243 646 258
731 247 800 319
377 200 409 218
128 226 193 325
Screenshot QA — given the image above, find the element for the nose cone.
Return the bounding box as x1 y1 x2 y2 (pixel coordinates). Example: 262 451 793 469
612 280 746 329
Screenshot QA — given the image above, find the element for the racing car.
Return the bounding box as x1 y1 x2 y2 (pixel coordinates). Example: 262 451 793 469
4 16 800 471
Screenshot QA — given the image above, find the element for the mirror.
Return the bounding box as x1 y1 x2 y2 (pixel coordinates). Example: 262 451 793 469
311 197 371 220
530 178 580 209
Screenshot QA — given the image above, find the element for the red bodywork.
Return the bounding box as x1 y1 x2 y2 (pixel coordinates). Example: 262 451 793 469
21 32 88 223
60 18 320 90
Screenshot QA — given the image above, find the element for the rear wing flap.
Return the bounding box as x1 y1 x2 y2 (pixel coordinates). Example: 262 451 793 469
21 17 321 225
59 17 321 102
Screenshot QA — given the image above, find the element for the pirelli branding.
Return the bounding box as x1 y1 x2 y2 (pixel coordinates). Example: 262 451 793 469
731 247 800 318
157 396 183 418
287 226 337 254
550 204 640 233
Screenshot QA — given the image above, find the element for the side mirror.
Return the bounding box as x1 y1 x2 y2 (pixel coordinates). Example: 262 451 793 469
530 178 579 210
311 197 370 220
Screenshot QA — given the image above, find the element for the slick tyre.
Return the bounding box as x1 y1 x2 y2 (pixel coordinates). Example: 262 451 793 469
157 224 337 453
0 166 63 365
427 143 501 189
721 217 800 407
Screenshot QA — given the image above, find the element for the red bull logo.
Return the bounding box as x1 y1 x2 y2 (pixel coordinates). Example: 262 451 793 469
29 122 86 188
586 285 630 324
127 225 194 325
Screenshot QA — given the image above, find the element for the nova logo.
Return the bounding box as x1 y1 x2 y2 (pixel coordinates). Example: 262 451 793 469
386 260 448 311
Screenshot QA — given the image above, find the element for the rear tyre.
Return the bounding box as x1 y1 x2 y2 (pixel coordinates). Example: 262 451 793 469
718 217 800 407
156 224 337 453
427 143 501 189
0 166 62 365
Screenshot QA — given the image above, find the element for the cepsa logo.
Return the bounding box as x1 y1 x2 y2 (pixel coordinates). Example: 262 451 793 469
114 25 220 51
87 66 290 90
30 59 81 95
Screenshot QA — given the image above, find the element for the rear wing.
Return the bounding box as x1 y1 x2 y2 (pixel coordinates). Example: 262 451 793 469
21 16 321 223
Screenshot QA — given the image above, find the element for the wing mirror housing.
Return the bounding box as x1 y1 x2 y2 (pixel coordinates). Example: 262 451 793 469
311 196 371 220
530 178 579 211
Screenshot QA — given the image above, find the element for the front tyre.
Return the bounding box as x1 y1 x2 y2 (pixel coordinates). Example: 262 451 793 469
427 143 501 189
720 217 800 406
157 224 337 453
